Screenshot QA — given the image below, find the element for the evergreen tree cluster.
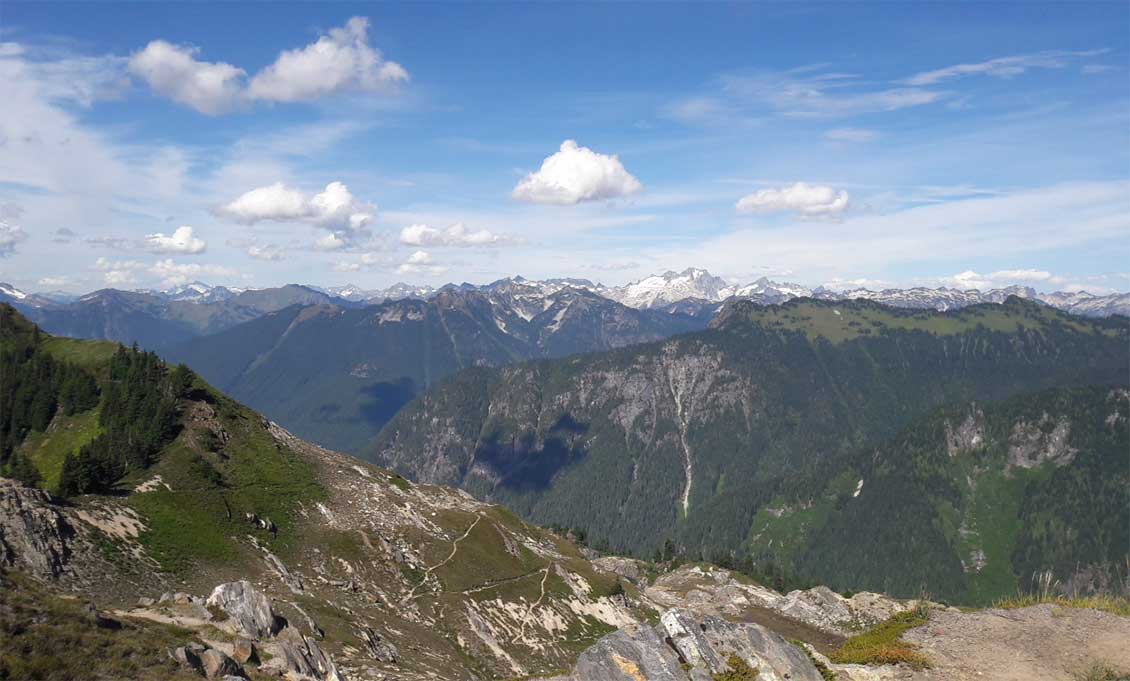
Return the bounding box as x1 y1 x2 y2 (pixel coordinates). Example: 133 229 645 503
58 345 192 496
1 318 99 478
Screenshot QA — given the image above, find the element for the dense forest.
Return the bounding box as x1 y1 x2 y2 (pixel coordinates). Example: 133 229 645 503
0 306 100 485
57 346 193 495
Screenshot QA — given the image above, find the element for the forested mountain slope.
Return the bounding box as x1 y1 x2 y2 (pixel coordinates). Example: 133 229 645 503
372 297 1130 602
166 287 705 453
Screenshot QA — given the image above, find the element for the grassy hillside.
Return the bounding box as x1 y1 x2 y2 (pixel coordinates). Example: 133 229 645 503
1 304 655 679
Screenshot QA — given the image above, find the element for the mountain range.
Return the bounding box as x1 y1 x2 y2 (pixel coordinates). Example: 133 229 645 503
4 267 1127 342
4 269 1127 458
164 282 707 452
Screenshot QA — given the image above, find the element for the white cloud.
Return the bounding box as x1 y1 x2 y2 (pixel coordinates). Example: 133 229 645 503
37 276 68 287
824 127 878 143
129 40 246 115
92 256 239 287
714 71 943 119
823 277 893 291
906 50 1105 86
216 182 310 223
128 18 406 114
246 244 285 261
94 257 145 285
247 17 407 103
148 258 239 287
332 261 362 273
939 269 1063 290
143 225 207 254
736 182 850 217
216 181 377 250
662 181 1129 285
397 249 448 275
399 222 508 248
512 140 643 205
0 221 28 256
15 48 131 107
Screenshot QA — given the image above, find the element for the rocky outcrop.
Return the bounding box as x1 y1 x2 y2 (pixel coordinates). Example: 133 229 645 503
646 564 911 637
140 582 347 681
262 628 346 681
559 608 824 681
0 477 72 579
1007 415 1077 470
944 407 985 457
205 581 282 639
199 648 243 679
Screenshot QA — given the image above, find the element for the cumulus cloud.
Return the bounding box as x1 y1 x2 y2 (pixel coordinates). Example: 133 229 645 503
736 182 850 217
129 18 406 114
128 40 246 115
905 50 1105 86
0 220 28 256
216 181 377 250
399 222 508 248
148 258 239 287
94 256 145 285
93 256 239 287
38 276 68 287
248 17 407 103
397 249 447 275
143 225 206 254
53 227 76 244
512 140 643 205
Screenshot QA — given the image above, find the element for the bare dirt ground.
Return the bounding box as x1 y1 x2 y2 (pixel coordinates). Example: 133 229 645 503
901 604 1130 681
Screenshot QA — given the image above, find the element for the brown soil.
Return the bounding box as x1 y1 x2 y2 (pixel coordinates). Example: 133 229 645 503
902 604 1130 681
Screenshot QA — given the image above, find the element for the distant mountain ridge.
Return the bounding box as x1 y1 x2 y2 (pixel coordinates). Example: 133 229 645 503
164 285 708 453
8 267 1126 321
12 283 355 350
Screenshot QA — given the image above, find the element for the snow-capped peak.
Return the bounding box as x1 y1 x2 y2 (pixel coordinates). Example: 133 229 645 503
0 282 27 300
609 268 733 309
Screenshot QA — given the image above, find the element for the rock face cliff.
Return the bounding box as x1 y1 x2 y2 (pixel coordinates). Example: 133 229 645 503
373 298 1129 602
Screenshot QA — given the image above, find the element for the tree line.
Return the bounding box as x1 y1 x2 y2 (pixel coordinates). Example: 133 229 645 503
58 344 193 495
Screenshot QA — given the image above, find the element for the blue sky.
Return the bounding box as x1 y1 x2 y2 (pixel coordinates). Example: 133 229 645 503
0 2 1127 293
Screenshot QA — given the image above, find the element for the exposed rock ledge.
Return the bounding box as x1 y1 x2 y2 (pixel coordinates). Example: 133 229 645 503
549 608 825 681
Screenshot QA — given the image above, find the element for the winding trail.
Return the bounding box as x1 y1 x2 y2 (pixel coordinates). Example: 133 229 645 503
518 564 555 641
402 513 482 603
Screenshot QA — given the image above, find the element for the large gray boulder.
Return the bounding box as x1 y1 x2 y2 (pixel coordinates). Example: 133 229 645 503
572 620 692 681
205 581 282 638
564 608 824 681
0 478 72 579
663 610 825 681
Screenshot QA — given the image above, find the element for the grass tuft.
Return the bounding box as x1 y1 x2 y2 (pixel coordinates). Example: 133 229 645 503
713 654 760 680
1072 662 1130 681
993 593 1130 618
828 605 931 669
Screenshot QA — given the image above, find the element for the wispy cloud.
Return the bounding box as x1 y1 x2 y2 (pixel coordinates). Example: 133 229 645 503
905 49 1106 86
